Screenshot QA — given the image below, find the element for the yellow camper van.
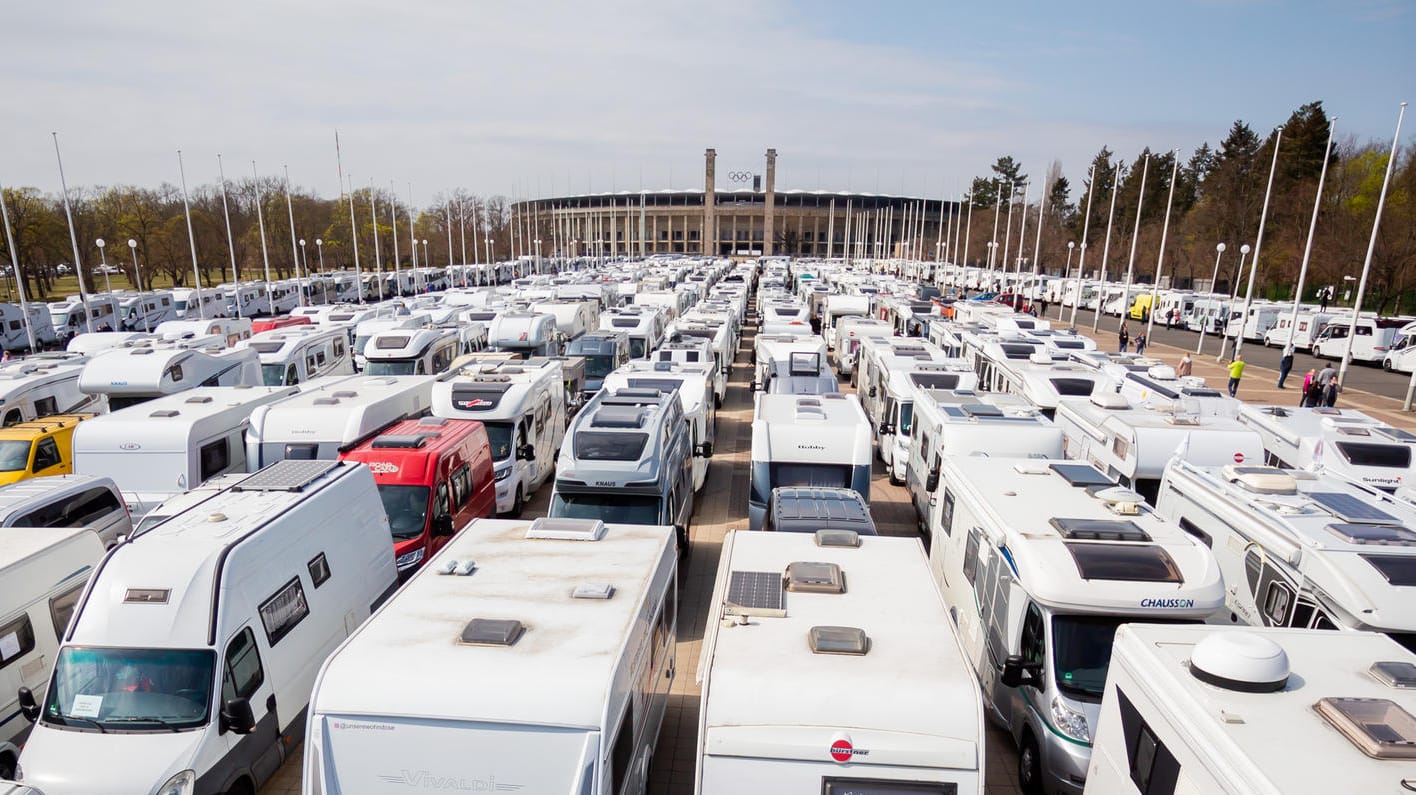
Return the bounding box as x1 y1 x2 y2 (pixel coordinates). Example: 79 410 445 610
0 414 91 485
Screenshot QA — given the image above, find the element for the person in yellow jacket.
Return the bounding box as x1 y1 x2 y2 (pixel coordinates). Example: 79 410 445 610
1227 354 1246 398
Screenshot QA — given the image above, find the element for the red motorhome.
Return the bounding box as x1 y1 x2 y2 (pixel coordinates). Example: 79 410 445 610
251 315 313 334
340 416 495 578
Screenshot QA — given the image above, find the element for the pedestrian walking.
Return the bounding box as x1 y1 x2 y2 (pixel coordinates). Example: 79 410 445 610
1135 333 1147 356
1323 376 1341 408
1301 368 1316 406
1172 308 1181 329
1227 354 1246 398
1119 323 1130 353
1320 287 1329 313
1177 352 1193 377
1277 344 1295 389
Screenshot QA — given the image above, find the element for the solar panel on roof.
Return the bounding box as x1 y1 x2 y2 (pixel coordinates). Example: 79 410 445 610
1327 523 1416 546
960 403 1003 418
1310 491 1401 525
1050 463 1116 487
234 460 341 492
724 570 786 618
1376 427 1416 444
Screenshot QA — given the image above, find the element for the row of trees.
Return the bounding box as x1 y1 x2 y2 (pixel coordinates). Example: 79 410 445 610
963 101 1416 313
0 179 527 300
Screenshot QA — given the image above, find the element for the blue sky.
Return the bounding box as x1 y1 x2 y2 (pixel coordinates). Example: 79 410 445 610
0 0 1410 205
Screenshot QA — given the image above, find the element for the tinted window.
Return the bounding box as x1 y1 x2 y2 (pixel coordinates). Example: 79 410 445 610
1050 378 1097 396
258 577 309 646
68 487 123 528
1066 543 1183 583
222 627 265 701
574 432 649 461
32 437 61 471
49 583 84 641
0 614 36 670
610 703 635 794
1363 554 1416 586
199 439 230 481
1335 442 1412 469
308 553 331 588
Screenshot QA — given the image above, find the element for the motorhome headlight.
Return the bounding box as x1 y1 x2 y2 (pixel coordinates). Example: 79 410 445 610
1050 696 1091 744
395 548 426 570
494 466 512 482
156 770 196 795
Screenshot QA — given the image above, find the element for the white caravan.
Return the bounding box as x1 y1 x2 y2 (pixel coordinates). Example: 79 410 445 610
48 295 121 337
0 527 105 781
0 304 57 351
303 517 676 795
832 317 892 375
820 293 872 343
245 374 436 468
905 388 1064 532
696 530 984 794
530 299 599 342
351 314 429 369
154 318 253 348
0 355 103 425
72 385 302 516
930 457 1223 795
1054 393 1264 504
432 358 566 515
362 328 464 376
600 306 667 359
1155 460 1416 651
1090 624 1416 794
77 342 261 411
488 311 563 359
601 360 717 492
1236 405 1416 492
216 283 270 318
14 460 398 795
654 339 725 407
239 326 354 386
169 287 226 320
115 291 175 332
749 393 872 531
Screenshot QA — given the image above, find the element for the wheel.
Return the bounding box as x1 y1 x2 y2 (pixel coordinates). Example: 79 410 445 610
1384 358 1394 372
511 486 524 517
222 778 254 795
889 473 905 486
1018 732 1044 795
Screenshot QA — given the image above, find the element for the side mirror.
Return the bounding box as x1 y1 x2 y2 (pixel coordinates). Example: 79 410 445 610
17 686 39 722
432 514 455 537
878 423 894 436
220 697 256 735
868 386 877 398
695 442 714 458
518 444 536 461
1001 655 1041 689
925 469 940 493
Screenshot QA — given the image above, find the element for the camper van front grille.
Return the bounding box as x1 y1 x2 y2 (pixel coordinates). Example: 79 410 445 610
234 460 341 493
725 570 786 618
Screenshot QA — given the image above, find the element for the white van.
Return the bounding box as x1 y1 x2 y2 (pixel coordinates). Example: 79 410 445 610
245 374 439 468
13 460 398 795
697 530 984 794
1312 315 1411 363
0 475 131 548
0 527 106 780
1089 625 1416 794
72 385 302 517
303 516 676 795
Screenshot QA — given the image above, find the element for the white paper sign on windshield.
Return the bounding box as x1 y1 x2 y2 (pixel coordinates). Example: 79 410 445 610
70 694 103 718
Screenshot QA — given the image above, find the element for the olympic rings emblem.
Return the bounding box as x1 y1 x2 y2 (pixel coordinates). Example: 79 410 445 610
728 171 753 182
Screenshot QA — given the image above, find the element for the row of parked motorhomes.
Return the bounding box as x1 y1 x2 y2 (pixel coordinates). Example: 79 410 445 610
5 254 1416 794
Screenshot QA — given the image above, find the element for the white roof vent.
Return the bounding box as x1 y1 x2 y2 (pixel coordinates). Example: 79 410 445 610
1090 391 1130 410
526 517 607 541
1189 631 1290 693
1223 465 1298 495
1029 352 1053 365
1147 364 1178 381
572 582 615 600
1092 486 1146 515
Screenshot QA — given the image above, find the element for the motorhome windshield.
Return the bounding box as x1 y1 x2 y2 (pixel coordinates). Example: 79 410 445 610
1052 615 1192 701
582 355 616 378
44 646 216 731
574 431 649 461
550 492 661 525
484 422 513 461
365 360 420 376
0 440 31 471
261 363 289 386
378 484 430 540
629 337 648 359
899 401 914 434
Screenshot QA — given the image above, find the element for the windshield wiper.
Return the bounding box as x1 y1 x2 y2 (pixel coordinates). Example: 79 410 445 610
105 715 182 732
57 714 107 733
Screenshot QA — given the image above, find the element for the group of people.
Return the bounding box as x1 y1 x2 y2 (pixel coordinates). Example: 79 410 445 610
1300 364 1342 408
1120 329 1341 407
1118 323 1147 355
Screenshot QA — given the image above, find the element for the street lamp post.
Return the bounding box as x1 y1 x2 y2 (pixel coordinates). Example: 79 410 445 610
1198 243 1225 354
484 238 492 283
315 239 324 276
298 239 307 302
127 239 148 331
1218 244 1250 361
1064 242 1076 320
534 239 542 273
95 238 111 295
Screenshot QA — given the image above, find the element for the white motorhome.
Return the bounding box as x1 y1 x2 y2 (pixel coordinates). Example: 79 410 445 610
0 356 103 425
820 293 872 343
749 393 871 531
432 358 566 515
303 516 676 795
1264 309 1342 350
14 460 398 795
0 527 105 781
72 385 302 516
1236 405 1416 492
77 342 261 411
602 360 717 492
239 326 354 386
530 299 598 342
0 303 57 351
154 318 253 348
362 327 464 376
832 317 892 375
1312 315 1412 363
169 287 226 320
930 457 1224 795
600 306 667 359
1054 393 1265 504
1224 302 1283 341
48 295 122 338
1089 624 1416 794
488 311 563 359
753 334 837 395
873 361 979 483
905 388 1064 532
1114 364 1238 419
654 337 725 407
351 313 429 369
975 347 1108 418
245 374 438 468
696 530 984 794
1155 461 1416 651
215 282 270 318
116 291 175 332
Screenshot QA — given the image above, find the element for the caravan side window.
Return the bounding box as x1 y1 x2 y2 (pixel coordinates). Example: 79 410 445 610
940 490 956 537
258 577 309 646
48 582 85 641
609 703 636 795
1117 689 1181 795
962 528 981 585
222 627 265 702
0 614 36 670
199 439 230 481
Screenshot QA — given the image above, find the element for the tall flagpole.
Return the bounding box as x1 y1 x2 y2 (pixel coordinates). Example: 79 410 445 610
0 177 38 351
1344 103 1406 386
176 150 206 320
335 130 363 303
252 161 274 314
1119 153 1151 332
1070 164 1097 328
1286 116 1336 348
52 133 93 333
369 180 385 301
284 165 304 308
1093 164 1123 332
217 155 241 313
1146 151 1182 340
390 180 401 294
1234 128 1284 363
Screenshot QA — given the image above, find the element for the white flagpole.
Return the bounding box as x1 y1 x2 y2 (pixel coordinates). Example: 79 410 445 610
1070 164 1097 328
1093 164 1123 332
391 180 401 293
51 133 93 333
1119 153 1151 333
1286 115 1337 349
369 180 384 301
1146 151 1182 340
1234 127 1285 363
217 155 241 314
335 130 362 304
285 165 304 308
177 150 205 320
252 161 273 315
1344 103 1406 386
0 176 38 351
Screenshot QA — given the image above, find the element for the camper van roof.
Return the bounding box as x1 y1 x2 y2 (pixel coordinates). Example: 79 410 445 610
73 385 299 449
703 531 982 749
67 460 360 649
1112 625 1416 792
311 518 674 727
942 456 1224 615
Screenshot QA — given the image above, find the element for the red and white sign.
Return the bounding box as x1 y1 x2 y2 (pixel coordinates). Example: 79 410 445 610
829 738 868 762
367 462 400 474
1233 452 1246 464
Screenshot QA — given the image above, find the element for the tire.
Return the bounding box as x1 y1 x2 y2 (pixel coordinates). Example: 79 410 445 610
1018 732 1044 795
223 779 254 795
1384 358 1394 372
512 486 524 517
